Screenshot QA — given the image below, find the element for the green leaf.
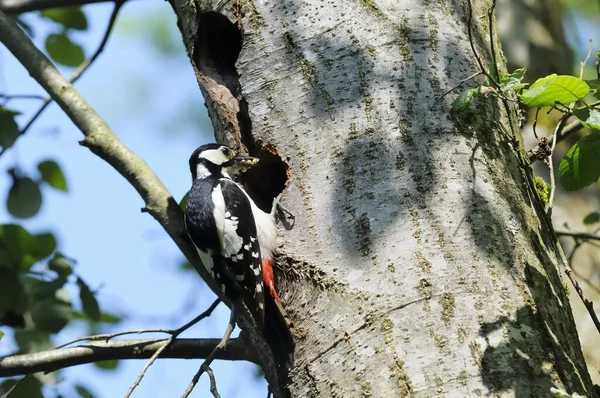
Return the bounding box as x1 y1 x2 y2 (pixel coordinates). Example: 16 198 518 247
0 268 26 315
0 224 43 270
586 78 600 91
501 67 527 82
40 7 87 30
37 160 68 191
30 289 72 333
500 67 529 92
99 312 122 324
573 108 600 131
48 252 72 276
583 211 600 225
32 277 67 299
451 88 479 111
7 177 42 219
31 232 57 260
77 277 100 321
521 75 590 107
45 33 85 67
0 330 4 341
558 134 600 191
76 384 95 398
0 107 21 150
94 359 119 370
0 377 43 398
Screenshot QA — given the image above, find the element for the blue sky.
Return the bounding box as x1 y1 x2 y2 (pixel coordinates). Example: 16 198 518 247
0 1 265 397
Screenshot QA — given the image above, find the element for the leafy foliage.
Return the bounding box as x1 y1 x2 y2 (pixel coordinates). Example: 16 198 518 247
499 67 528 92
38 160 68 192
40 7 88 30
559 133 600 191
583 211 600 224
39 6 88 67
0 107 21 150
77 277 100 322
7 175 42 219
45 33 85 67
520 75 590 107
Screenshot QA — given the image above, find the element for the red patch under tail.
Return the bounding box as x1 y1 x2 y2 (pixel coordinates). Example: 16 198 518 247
262 258 280 302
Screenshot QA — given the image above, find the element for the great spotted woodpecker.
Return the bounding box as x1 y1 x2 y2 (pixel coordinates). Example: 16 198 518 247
184 143 294 373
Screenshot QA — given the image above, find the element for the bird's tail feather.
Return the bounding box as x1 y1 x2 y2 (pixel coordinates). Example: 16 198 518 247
264 294 295 385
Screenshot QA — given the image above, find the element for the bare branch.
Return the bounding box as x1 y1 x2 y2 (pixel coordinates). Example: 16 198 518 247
0 338 255 377
580 39 593 80
56 299 221 350
124 298 221 398
3 0 124 156
428 71 482 110
181 308 236 398
0 6 224 302
0 375 27 398
204 367 221 398
562 260 600 334
0 0 115 14
556 231 600 242
0 93 45 101
544 114 567 214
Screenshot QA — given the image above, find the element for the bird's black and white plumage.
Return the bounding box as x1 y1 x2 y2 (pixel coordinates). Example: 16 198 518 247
184 143 295 383
184 143 266 324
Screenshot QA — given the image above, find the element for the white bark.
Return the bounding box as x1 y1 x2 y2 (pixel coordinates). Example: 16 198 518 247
170 0 596 396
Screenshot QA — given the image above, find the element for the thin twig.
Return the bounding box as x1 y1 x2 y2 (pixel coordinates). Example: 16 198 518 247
580 39 593 79
532 108 541 140
563 259 600 333
7 0 124 149
0 93 45 101
0 375 27 398
204 367 222 398
556 231 600 241
180 308 236 398
55 329 172 349
487 0 500 84
58 299 221 349
124 298 220 398
466 0 498 89
429 71 482 110
545 114 567 214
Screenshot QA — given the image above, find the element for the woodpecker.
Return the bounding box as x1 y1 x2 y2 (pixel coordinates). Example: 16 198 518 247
184 143 294 373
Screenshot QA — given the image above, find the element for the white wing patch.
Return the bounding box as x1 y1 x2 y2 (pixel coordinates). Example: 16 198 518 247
195 247 214 274
211 185 244 258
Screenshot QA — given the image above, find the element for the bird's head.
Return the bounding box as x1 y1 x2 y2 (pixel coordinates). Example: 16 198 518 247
189 143 259 180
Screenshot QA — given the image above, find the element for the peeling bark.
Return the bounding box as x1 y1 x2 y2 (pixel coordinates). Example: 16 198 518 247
169 0 596 396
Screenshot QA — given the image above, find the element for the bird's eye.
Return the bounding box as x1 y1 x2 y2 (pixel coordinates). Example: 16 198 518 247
221 147 231 156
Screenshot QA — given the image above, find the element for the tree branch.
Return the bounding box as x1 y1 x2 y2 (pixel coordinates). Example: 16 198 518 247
124 298 221 398
3 0 124 156
0 8 224 303
556 231 600 241
0 338 255 377
0 0 114 14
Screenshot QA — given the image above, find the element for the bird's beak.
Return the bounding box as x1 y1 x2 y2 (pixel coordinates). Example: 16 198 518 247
232 154 259 167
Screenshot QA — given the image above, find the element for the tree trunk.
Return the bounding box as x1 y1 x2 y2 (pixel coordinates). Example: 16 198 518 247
169 0 596 396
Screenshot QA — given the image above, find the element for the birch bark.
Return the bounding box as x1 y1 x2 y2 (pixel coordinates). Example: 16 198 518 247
170 0 596 396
